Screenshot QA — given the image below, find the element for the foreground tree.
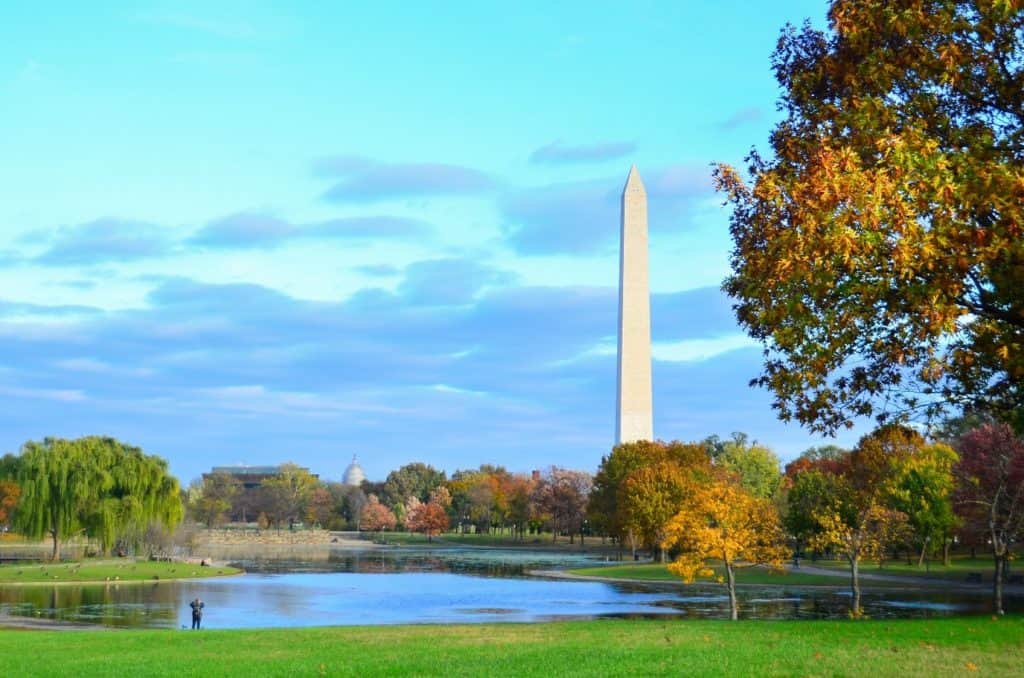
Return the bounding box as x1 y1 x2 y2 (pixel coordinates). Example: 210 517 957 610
663 472 789 620
716 1 1024 433
954 423 1024 615
16 437 181 559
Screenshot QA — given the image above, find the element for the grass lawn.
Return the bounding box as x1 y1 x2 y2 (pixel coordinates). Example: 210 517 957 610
0 617 1020 676
808 557 1011 582
568 563 855 587
0 559 241 584
372 531 615 552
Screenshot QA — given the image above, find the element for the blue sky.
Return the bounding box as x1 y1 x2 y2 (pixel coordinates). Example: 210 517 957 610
0 1 865 484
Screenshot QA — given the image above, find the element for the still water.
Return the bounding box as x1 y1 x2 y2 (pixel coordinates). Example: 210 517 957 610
0 548 1014 628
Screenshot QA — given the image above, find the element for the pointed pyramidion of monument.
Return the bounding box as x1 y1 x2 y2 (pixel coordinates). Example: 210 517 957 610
616 165 653 444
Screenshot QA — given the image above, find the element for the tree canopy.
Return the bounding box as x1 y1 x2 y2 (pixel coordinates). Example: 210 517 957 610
15 437 182 559
716 0 1024 433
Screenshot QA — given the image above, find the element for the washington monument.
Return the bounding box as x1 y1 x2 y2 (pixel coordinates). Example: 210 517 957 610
615 165 653 444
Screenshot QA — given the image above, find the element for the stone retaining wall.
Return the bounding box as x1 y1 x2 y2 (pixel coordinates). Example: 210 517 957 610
197 528 334 546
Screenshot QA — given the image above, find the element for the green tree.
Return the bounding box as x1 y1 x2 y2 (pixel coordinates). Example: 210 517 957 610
888 442 958 566
716 439 782 499
588 440 707 549
716 0 1024 433
260 463 319 529
188 472 240 528
383 463 446 509
619 461 696 562
16 437 181 559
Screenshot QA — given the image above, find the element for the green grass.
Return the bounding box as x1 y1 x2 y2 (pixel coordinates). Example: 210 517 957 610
809 557 1008 581
0 618 1020 676
567 563 853 587
0 559 241 584
370 531 613 551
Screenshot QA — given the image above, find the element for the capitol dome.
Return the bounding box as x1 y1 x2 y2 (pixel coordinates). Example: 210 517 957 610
343 455 366 486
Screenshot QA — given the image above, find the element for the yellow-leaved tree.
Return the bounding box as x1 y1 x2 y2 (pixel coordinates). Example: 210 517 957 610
662 471 789 620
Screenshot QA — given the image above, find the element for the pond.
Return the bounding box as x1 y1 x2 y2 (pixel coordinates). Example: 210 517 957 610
0 547 1015 628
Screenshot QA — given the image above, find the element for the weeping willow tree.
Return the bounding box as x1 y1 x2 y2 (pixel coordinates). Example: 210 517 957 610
16 437 182 560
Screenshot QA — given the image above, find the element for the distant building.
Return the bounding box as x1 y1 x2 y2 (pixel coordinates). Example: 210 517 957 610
202 464 319 523
342 456 366 486
204 464 318 490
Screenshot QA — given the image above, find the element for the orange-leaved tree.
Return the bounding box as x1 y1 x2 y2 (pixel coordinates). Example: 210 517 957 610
406 501 449 542
662 470 788 620
0 479 20 527
359 494 397 532
716 1 1024 433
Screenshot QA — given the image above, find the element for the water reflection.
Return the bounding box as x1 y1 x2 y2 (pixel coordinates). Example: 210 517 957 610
0 548 1017 628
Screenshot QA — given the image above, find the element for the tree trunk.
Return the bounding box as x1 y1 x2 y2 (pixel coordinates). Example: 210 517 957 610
725 562 738 621
849 556 862 618
993 551 1005 616
50 530 60 561
917 537 928 568
942 538 951 567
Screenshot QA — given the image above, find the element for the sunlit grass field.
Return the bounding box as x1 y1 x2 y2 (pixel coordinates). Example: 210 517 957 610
0 617 1021 677
567 562 853 586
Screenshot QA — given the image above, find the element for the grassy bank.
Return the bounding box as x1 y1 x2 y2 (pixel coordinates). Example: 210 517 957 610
0 559 241 584
0 617 1020 676
567 563 853 587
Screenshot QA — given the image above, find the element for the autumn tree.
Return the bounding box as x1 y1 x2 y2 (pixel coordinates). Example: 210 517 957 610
619 461 696 562
953 422 1024 615
0 479 20 528
406 501 449 541
382 463 446 509
305 486 334 527
588 440 708 550
716 1 1024 434
360 494 397 532
188 472 240 528
536 468 592 544
806 426 918 616
663 471 789 620
260 463 318 529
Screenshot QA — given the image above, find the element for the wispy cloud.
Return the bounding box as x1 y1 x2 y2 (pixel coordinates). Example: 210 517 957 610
188 211 433 249
718 107 762 131
529 140 636 165
317 155 495 202
499 165 712 255
33 218 176 266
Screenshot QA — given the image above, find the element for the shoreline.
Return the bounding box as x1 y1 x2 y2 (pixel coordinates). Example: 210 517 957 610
530 566 1010 592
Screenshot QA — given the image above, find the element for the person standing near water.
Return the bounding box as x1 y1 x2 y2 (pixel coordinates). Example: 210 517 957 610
189 598 205 629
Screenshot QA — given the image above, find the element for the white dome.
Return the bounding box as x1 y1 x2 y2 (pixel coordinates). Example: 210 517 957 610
343 456 366 486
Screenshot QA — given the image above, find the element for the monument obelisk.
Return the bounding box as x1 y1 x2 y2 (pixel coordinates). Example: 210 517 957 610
615 165 653 444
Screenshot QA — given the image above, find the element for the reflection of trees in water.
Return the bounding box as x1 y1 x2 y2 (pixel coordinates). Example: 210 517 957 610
0 583 177 627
